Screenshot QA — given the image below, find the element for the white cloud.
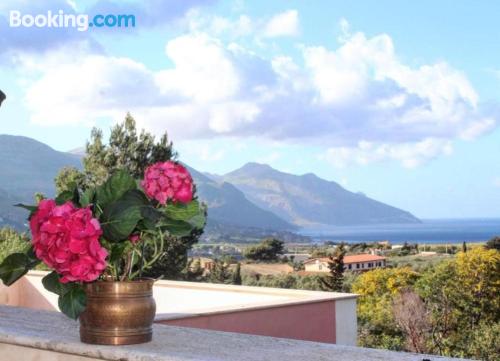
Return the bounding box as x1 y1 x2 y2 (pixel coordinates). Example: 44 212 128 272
321 138 453 168
459 118 496 140
493 177 500 188
156 33 240 102
263 10 300 38
22 22 497 168
26 55 157 126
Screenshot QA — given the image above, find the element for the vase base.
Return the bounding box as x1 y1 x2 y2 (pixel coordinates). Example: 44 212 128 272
80 330 153 345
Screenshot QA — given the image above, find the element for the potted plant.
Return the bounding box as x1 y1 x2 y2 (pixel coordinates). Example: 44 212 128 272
0 160 206 345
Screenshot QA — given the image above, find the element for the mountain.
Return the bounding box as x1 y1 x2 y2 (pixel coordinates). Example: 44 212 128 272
0 135 82 201
222 162 421 227
187 167 296 230
0 135 294 232
0 188 26 229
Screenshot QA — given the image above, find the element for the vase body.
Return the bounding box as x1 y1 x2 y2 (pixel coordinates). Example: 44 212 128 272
79 279 156 345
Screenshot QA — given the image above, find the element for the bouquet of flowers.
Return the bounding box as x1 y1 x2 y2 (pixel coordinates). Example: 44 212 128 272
0 161 206 319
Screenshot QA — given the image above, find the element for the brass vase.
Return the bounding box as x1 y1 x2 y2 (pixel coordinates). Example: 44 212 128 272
79 279 156 345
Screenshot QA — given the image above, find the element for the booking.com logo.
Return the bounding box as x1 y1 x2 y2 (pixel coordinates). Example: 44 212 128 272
9 10 135 31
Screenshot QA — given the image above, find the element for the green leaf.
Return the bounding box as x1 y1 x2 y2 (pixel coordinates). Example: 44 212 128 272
159 218 194 237
14 203 37 213
42 271 75 296
14 203 38 220
95 170 137 210
0 251 40 286
100 189 149 242
120 189 149 206
80 188 96 207
58 287 86 320
161 200 207 236
140 205 163 230
100 202 142 243
139 200 207 236
55 182 80 206
164 200 202 221
109 242 130 264
55 191 74 205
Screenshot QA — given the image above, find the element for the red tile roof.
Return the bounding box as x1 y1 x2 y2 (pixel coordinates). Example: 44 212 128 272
304 254 386 265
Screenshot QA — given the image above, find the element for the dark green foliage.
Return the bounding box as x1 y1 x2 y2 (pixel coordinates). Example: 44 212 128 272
0 227 30 263
485 236 500 251
142 229 203 280
232 263 242 285
243 237 284 261
82 113 176 187
182 258 205 282
242 273 323 291
54 167 86 194
0 249 39 285
319 243 346 292
58 287 86 320
42 271 86 319
208 259 233 284
399 242 418 256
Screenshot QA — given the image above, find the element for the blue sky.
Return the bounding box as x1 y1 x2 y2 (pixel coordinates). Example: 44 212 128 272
0 0 499 218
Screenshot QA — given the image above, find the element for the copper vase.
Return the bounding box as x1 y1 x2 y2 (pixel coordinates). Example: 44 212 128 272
79 279 156 345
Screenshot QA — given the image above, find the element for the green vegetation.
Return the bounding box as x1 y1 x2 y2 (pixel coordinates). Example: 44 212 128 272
243 237 284 261
352 247 499 360
485 236 500 251
54 114 202 281
243 273 323 290
208 259 233 284
318 243 346 291
0 227 30 263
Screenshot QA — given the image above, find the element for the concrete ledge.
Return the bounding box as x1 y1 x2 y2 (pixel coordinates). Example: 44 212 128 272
1 271 359 345
0 306 472 361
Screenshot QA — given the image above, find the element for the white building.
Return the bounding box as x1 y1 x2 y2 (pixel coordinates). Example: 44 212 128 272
304 254 387 272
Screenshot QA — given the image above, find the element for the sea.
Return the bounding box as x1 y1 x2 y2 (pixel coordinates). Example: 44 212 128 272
298 218 500 244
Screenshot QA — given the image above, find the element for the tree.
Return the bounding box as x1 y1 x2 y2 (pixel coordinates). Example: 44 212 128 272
181 258 205 282
467 321 500 361
55 114 201 281
0 227 30 263
462 241 467 253
485 236 500 251
243 238 284 262
392 289 431 353
54 166 86 193
81 113 176 187
416 247 500 358
352 267 420 350
232 263 242 285
208 259 233 284
319 243 346 291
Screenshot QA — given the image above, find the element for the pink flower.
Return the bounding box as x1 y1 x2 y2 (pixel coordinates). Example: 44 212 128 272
141 161 194 205
29 200 108 283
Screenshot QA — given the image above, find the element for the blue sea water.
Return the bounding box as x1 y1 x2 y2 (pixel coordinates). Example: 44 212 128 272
298 219 500 244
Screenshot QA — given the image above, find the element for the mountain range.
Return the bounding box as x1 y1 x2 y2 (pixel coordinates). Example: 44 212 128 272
0 134 420 233
221 162 420 226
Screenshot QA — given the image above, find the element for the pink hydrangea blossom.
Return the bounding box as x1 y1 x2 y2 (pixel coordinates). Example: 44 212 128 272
29 200 108 283
141 161 194 205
